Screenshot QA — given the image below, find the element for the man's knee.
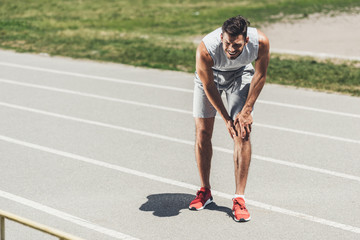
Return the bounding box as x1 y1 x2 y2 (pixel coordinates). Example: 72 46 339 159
196 128 212 147
195 118 214 148
233 122 251 143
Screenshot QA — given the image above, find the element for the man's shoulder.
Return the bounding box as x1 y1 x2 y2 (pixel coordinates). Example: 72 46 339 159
256 29 270 56
202 27 222 45
256 29 269 44
201 27 222 60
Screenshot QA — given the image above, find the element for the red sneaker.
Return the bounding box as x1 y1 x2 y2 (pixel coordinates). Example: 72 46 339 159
232 197 251 222
189 187 213 210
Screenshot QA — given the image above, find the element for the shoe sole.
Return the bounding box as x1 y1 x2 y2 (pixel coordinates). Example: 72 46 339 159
232 211 251 222
189 197 213 211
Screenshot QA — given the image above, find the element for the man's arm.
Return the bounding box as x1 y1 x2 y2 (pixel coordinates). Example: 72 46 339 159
235 30 270 138
196 41 237 138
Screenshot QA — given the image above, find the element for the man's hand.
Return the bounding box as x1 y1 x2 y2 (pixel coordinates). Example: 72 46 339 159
226 119 237 139
234 111 253 139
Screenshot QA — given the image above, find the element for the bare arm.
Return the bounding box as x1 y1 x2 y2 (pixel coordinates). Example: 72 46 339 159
235 30 270 138
196 41 237 138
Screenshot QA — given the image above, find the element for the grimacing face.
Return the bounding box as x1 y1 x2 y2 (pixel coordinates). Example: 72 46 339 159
221 32 249 60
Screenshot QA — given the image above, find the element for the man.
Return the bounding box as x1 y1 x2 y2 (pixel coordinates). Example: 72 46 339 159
189 15 270 222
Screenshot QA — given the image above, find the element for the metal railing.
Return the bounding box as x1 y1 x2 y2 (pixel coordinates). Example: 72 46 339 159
0 209 85 240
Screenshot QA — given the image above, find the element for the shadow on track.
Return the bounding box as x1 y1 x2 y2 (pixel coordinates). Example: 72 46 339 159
139 193 232 218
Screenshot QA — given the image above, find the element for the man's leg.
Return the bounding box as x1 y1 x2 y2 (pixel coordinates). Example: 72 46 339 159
189 117 215 210
223 65 254 221
231 121 252 222
195 117 215 189
233 122 251 195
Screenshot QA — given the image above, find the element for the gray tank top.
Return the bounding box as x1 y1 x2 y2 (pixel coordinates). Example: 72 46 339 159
202 27 259 71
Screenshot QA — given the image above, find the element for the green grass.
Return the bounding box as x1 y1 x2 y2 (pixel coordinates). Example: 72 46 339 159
268 55 360 96
0 0 359 95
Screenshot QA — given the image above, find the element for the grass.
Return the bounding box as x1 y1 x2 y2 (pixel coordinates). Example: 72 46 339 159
0 0 359 95
268 55 360 96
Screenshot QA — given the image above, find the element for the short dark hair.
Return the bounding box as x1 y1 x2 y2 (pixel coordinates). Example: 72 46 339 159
222 15 250 39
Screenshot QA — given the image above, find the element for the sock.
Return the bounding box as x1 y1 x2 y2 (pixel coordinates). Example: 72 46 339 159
234 194 246 202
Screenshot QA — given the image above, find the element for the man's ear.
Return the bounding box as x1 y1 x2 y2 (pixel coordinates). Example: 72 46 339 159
245 36 249 44
220 33 223 41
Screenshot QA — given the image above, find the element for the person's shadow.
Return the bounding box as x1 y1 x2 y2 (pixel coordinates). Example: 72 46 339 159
139 193 232 218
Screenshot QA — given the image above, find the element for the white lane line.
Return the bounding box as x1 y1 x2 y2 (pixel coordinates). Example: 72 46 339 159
257 100 360 119
0 190 139 240
213 145 360 182
0 62 359 119
1 101 360 183
252 153 360 182
0 62 192 93
1 135 359 234
254 123 360 144
1 78 360 144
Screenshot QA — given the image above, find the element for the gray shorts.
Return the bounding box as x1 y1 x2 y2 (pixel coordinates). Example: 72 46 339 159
193 64 254 120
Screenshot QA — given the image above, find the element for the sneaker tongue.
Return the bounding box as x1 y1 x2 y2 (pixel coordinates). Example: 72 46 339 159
200 187 209 192
234 197 245 205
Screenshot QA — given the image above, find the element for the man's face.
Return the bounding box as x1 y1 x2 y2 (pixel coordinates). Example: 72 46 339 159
221 32 249 60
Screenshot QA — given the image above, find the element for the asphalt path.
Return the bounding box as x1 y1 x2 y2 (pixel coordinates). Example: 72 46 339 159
0 49 359 240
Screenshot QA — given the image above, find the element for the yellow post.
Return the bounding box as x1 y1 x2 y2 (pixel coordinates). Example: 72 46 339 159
0 216 4 240
0 210 84 240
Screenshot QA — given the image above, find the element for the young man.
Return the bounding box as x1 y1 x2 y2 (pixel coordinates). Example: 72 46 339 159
189 15 270 222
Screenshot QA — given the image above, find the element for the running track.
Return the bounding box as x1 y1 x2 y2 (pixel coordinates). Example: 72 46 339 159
0 50 359 239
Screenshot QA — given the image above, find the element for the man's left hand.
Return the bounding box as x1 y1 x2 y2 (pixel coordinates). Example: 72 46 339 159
234 111 253 139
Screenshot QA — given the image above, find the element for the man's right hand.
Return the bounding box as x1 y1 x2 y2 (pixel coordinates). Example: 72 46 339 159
226 119 238 139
